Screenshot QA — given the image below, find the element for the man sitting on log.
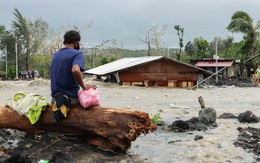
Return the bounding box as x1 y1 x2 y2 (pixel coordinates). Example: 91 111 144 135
50 30 97 122
0 30 156 153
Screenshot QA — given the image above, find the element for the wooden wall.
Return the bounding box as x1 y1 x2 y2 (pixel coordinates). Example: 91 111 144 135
119 58 199 87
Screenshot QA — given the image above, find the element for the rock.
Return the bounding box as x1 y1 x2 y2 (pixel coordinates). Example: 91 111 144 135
194 135 203 141
238 110 259 123
168 120 190 132
218 112 237 119
168 140 181 144
48 151 76 163
8 152 29 163
187 117 198 123
198 107 217 125
194 123 208 131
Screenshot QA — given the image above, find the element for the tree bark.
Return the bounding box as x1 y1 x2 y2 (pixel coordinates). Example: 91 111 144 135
0 104 157 152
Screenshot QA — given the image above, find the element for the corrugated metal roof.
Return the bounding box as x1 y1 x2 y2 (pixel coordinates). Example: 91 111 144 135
84 56 213 75
196 61 234 67
84 56 163 75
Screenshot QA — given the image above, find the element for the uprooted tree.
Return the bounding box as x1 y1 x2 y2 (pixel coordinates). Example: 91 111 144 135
0 104 157 152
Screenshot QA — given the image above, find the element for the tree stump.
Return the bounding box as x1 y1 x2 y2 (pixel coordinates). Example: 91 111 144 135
198 96 205 109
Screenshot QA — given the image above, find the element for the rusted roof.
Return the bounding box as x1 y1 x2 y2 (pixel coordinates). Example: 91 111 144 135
196 61 234 67
84 56 213 75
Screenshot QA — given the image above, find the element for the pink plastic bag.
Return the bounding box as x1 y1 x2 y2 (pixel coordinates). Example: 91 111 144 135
78 88 100 109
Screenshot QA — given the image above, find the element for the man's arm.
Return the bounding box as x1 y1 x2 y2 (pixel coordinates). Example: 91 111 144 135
72 64 96 90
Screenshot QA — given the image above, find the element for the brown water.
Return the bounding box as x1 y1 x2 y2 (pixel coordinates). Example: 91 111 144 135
0 79 259 162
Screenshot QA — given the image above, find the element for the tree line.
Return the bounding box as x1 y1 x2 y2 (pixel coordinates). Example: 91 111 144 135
0 9 259 79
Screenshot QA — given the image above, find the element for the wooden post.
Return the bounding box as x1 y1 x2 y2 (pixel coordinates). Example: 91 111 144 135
198 96 205 109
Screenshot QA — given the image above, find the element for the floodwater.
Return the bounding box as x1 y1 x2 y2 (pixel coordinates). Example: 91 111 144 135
0 79 259 163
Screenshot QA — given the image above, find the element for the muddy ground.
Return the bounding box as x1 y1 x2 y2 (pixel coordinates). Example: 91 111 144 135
0 78 259 163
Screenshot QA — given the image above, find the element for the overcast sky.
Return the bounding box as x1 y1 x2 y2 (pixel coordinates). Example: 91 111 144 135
1 0 260 49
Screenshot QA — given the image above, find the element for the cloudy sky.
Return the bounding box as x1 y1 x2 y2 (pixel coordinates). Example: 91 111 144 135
1 0 260 49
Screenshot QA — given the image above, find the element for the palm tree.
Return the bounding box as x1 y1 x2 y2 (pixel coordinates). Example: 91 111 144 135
227 11 260 57
12 8 31 71
12 8 49 72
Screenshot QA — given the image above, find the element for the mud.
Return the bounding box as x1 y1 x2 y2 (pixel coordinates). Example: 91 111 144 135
0 78 259 162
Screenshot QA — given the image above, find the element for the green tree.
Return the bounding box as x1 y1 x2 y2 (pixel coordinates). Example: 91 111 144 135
7 66 16 79
100 56 109 65
208 36 235 58
227 11 260 57
174 25 184 61
12 8 49 72
193 37 209 59
224 42 243 60
0 26 8 75
184 41 195 56
0 26 17 79
31 55 51 78
12 8 30 71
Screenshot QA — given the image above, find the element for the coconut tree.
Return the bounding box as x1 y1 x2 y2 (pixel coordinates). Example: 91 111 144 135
12 8 30 72
227 11 260 57
12 8 50 74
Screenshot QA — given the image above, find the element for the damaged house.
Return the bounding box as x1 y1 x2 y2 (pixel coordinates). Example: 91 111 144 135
84 56 213 88
191 58 240 79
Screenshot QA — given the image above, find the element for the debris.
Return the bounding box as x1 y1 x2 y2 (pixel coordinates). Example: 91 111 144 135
218 112 238 119
194 135 203 141
169 103 191 109
238 111 259 123
234 127 260 158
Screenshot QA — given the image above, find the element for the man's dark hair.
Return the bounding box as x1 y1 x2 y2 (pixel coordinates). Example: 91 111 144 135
63 30 81 44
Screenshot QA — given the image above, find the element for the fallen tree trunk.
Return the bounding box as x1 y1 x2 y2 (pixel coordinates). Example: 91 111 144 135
0 104 157 152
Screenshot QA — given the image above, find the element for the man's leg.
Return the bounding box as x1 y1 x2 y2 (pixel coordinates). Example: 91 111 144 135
70 97 80 107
